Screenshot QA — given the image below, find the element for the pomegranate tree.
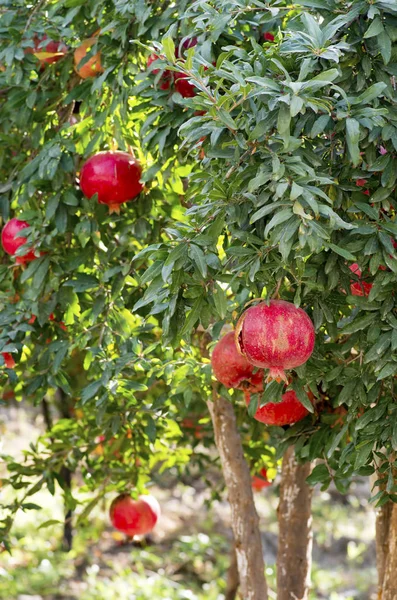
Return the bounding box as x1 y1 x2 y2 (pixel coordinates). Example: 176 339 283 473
1 219 36 264
251 468 271 491
236 299 315 383
74 37 103 79
212 331 264 392
109 494 160 536
80 151 143 213
246 389 310 426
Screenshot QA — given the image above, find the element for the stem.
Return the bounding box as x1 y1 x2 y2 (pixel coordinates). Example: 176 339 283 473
57 387 74 552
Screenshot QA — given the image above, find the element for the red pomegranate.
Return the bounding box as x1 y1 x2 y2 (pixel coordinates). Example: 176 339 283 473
174 72 196 98
246 389 309 426
2 353 15 369
1 219 36 264
147 54 172 90
212 331 264 392
236 300 315 383
110 494 160 536
349 263 373 297
263 32 275 42
251 468 271 491
25 35 68 67
80 151 143 213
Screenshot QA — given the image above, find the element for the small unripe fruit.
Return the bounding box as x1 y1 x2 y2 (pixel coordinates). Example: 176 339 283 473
2 353 15 369
109 494 160 536
236 300 315 383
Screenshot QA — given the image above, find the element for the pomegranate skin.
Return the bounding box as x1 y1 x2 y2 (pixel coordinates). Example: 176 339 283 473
80 151 143 213
236 300 315 383
212 331 264 392
246 389 309 426
109 494 160 536
349 263 373 297
1 219 36 264
263 32 275 42
174 73 196 97
252 468 271 491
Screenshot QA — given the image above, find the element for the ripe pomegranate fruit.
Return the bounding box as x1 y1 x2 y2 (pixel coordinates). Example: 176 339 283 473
110 494 160 536
147 54 172 90
2 353 15 369
263 32 275 42
174 72 196 97
349 263 373 297
1 219 36 264
251 468 271 491
74 37 103 79
211 331 264 392
80 151 143 213
25 35 68 67
236 300 315 383
245 389 309 426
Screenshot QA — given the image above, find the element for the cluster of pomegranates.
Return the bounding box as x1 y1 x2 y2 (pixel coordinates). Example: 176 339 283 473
211 299 315 427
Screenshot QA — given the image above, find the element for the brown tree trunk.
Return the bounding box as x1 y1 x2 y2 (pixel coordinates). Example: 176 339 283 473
378 501 397 600
277 446 313 600
376 501 392 599
208 392 268 600
225 542 239 600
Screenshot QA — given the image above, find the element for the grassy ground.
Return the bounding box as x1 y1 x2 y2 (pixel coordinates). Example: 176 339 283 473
0 404 377 600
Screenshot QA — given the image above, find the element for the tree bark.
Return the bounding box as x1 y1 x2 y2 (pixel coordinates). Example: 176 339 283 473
208 392 268 600
277 445 313 600
225 541 239 600
57 387 74 552
378 501 397 600
376 501 392 599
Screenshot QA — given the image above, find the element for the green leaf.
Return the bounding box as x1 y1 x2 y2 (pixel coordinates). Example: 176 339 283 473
189 244 207 278
32 257 50 290
306 464 331 486
363 18 384 39
213 283 227 319
291 380 314 413
162 37 175 62
327 243 356 261
180 296 204 337
345 118 361 167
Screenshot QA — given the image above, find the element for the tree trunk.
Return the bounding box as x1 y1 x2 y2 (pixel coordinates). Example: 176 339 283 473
208 392 268 600
277 445 313 600
225 541 239 600
376 501 392 599
378 501 397 600
57 387 74 552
